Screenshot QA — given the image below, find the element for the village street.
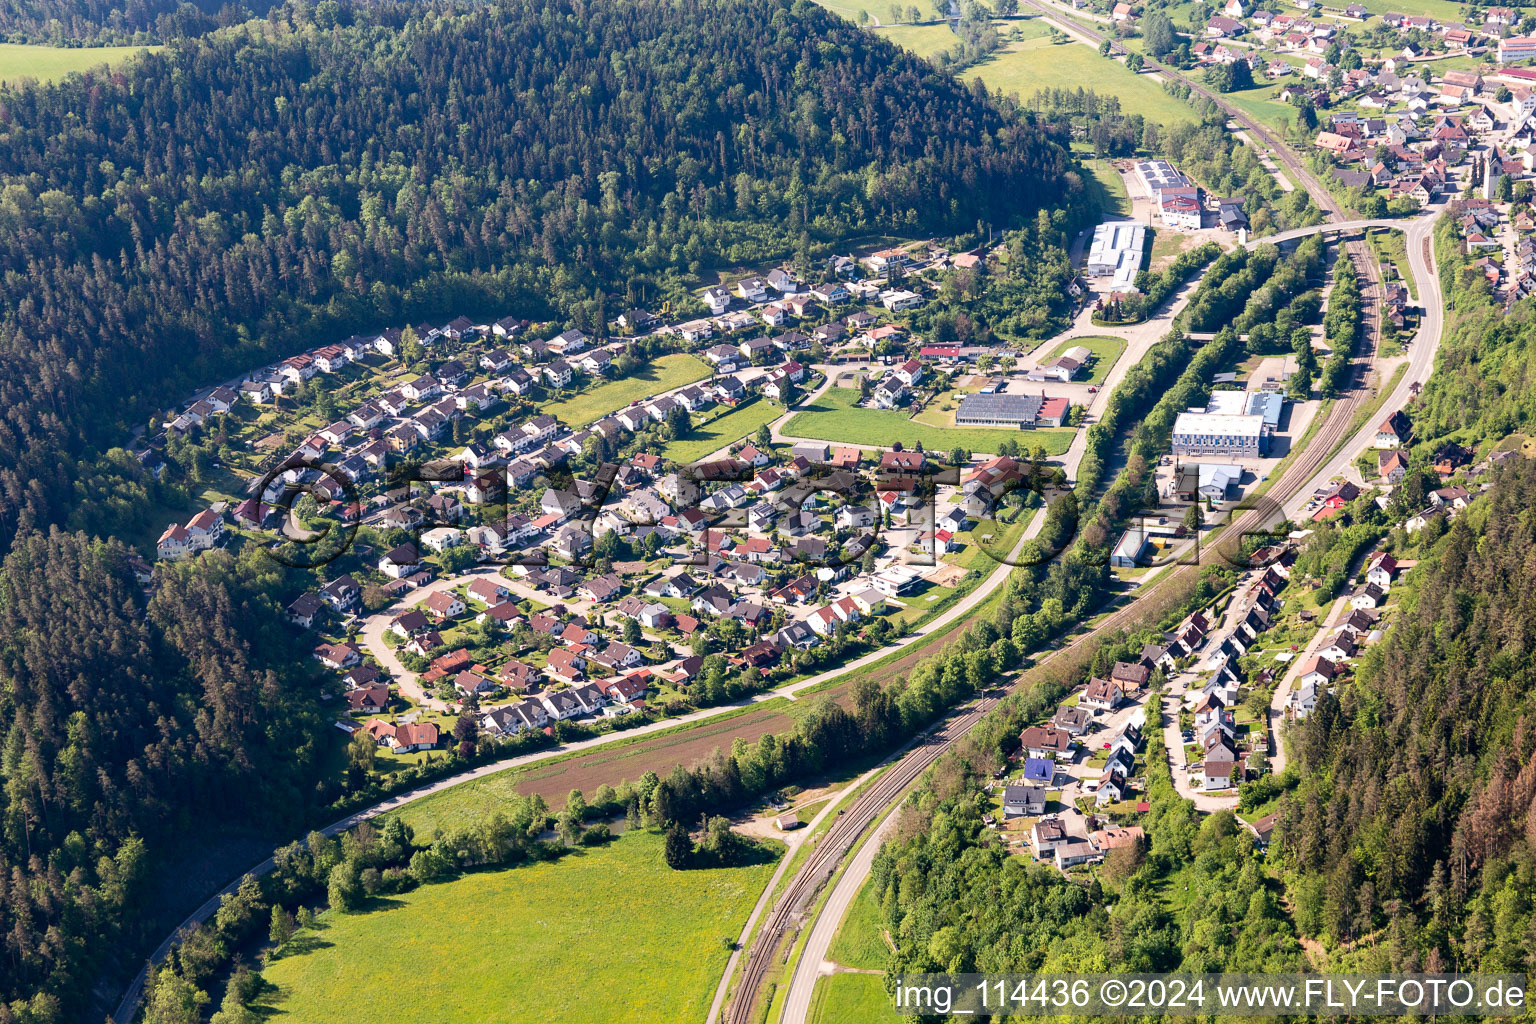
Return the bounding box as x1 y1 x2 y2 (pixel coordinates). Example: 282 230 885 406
1265 593 1349 776
1158 674 1240 812
357 486 1051 713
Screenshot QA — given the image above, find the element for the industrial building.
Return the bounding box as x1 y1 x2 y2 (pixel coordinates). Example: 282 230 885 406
1198 464 1242 500
1171 412 1265 457
955 393 1072 429
1133 160 1192 201
1245 391 1284 432
1084 221 1148 293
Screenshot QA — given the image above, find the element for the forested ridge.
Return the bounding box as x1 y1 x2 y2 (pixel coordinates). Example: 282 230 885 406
0 0 244 43
0 0 1076 1016
0 536 324 1020
1272 458 1536 967
0 0 1071 555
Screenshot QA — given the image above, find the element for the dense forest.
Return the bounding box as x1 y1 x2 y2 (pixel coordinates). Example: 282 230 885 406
0 0 1072 555
0 0 1078 1016
0 0 254 43
1274 457 1536 969
0 535 324 1019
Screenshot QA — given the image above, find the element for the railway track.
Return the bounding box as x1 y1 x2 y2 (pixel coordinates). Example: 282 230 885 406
724 23 1391 1019
727 369 1381 1020
723 693 1002 1024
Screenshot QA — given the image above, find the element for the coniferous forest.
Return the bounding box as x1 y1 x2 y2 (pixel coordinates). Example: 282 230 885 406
0 0 1073 1018
874 457 1536 982
0 0 240 42
0 0 1072 557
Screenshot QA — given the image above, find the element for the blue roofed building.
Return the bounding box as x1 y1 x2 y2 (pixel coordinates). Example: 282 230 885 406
1023 757 1055 783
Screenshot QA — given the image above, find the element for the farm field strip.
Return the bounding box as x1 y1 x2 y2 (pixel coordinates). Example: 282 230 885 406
258 830 776 1024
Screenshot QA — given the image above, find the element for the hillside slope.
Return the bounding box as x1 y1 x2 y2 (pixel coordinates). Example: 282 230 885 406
0 0 1071 556
0 2 1077 1018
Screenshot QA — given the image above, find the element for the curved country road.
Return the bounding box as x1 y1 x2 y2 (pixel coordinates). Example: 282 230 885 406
758 23 1454 1022
110 434 1055 1024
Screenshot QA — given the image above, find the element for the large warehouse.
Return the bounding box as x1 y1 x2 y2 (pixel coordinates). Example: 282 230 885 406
1084 221 1148 293
955 393 1072 429
1170 412 1266 457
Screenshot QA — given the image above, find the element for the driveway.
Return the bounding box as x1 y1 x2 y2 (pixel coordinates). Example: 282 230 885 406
1267 594 1349 776
1158 683 1239 811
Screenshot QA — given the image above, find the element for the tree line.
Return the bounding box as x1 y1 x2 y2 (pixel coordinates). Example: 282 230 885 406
1274 458 1536 967
0 0 1074 560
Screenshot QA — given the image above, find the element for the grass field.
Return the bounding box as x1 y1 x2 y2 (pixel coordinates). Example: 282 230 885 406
664 398 785 464
786 387 1075 456
827 882 890 969
543 353 711 428
950 514 1031 571
258 830 777 1024
807 973 892 1024
1222 81 1298 133
1368 228 1418 301
873 23 958 56
963 22 1197 126
813 0 947 24
1047 335 1125 385
1349 0 1462 17
1084 158 1131 218
0 42 160 85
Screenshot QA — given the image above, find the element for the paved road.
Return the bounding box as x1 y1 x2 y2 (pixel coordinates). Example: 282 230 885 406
775 802 903 1024
762 18 1425 1021
703 750 903 1024
1157 681 1238 811
1253 218 1414 247
1280 210 1445 518
722 689 1006 1024
1265 594 1346 777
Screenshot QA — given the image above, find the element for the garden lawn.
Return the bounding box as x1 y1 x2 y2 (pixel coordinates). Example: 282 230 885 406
258 829 776 1024
1048 335 1125 385
808 973 892 1024
663 398 785 464
0 42 160 84
786 387 1074 455
1368 228 1418 301
887 583 958 629
542 353 711 428
963 26 1197 126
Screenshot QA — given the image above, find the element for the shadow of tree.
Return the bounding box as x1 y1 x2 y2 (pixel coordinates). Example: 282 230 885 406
272 933 334 960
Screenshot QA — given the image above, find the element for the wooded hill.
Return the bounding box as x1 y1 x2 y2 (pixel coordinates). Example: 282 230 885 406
0 0 237 43
1274 454 1536 968
0 0 1073 557
0 1 1077 1017
0 536 324 1021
